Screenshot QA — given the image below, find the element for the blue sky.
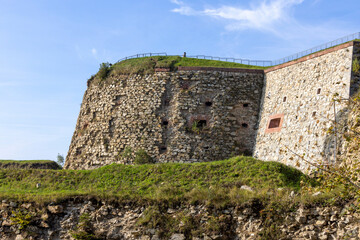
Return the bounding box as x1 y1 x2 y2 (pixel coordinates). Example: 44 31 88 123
0 0 359 161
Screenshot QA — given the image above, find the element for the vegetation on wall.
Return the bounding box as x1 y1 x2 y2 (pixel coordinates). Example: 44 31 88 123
89 56 267 85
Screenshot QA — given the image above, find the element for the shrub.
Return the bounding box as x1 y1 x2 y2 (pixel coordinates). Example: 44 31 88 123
134 149 153 164
97 62 111 80
121 146 133 159
57 153 64 167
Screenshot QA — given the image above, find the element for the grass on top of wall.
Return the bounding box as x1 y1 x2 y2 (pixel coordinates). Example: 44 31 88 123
106 56 267 76
0 156 311 205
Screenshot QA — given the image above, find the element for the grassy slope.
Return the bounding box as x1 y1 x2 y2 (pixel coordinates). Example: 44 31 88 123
109 56 267 76
0 160 54 164
0 156 307 205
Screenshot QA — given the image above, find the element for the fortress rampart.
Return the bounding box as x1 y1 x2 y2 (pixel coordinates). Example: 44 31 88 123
65 68 264 169
65 41 360 171
254 42 360 171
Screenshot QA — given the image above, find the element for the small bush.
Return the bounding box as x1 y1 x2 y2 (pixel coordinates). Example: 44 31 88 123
97 62 111 80
121 146 133 159
134 149 153 164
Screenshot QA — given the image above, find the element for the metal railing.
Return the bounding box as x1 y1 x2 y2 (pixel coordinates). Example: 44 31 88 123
116 32 360 67
186 55 272 67
272 32 360 65
117 52 167 62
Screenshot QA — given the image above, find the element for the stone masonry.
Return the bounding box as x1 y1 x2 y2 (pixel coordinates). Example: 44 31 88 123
65 68 264 169
254 42 360 172
66 41 360 171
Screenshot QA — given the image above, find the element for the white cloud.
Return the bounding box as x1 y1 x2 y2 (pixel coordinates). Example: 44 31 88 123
171 0 305 34
91 48 97 56
171 0 199 15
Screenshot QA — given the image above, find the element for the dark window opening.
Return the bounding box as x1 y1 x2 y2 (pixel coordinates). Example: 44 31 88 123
268 118 281 129
160 146 167 153
197 120 207 128
283 97 287 102
242 123 249 128
243 103 249 108
204 146 210 150
162 120 169 126
317 88 321 94
164 99 170 106
312 112 316 117
205 101 213 107
76 149 82 156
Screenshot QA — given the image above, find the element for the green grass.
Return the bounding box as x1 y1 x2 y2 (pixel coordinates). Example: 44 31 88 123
0 160 54 164
0 156 308 205
108 56 267 76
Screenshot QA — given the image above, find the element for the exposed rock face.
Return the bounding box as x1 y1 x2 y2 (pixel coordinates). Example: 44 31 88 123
65 69 264 169
0 199 359 239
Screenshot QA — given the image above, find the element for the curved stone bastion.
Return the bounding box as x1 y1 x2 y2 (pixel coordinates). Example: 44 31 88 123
65 67 264 169
66 41 360 171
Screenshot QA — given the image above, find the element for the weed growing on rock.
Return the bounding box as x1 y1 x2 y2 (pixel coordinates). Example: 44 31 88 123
10 209 33 230
134 149 153 164
71 213 100 240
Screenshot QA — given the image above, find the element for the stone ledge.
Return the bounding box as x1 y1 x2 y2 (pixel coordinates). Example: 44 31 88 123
265 41 357 73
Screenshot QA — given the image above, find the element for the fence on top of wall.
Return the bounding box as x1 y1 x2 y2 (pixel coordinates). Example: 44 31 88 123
116 32 360 67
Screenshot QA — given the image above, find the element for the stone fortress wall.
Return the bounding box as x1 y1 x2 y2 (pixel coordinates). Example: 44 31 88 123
65 41 360 171
65 68 264 169
254 42 360 171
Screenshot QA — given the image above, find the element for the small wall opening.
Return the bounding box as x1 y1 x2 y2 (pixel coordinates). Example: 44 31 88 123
283 97 287 102
159 146 167 153
243 103 249 108
242 123 249 128
197 120 207 128
317 88 321 94
265 114 284 133
164 99 170 106
162 120 169 126
268 118 281 129
312 112 317 117
205 101 213 107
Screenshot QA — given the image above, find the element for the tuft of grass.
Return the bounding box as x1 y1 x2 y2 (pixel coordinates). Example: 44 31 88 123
0 156 307 205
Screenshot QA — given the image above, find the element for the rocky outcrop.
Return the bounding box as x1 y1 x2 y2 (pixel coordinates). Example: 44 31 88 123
1 199 359 240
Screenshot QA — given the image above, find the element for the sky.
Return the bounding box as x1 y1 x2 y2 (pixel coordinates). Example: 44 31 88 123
0 0 359 161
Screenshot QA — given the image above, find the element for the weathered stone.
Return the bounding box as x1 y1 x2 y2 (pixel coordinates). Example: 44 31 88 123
240 185 254 192
47 205 63 214
170 233 185 240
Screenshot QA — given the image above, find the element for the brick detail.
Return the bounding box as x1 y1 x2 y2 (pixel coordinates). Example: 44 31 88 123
178 66 264 74
265 114 284 133
155 68 171 72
